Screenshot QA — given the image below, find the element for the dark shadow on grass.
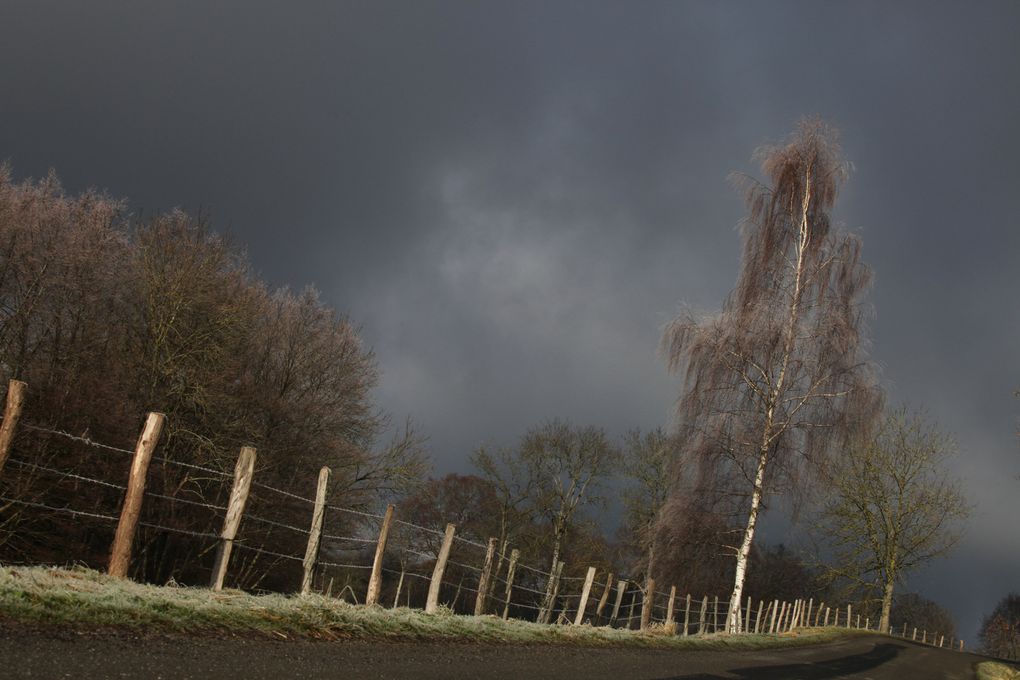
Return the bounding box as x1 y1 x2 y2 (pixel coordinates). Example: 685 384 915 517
656 642 904 680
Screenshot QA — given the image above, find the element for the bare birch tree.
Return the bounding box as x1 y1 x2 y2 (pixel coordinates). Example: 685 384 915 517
661 120 880 632
816 407 969 633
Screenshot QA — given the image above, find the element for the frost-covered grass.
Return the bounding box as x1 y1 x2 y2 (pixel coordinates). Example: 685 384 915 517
977 661 1020 680
0 565 865 650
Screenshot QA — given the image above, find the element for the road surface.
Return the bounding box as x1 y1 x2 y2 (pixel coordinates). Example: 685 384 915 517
0 629 997 679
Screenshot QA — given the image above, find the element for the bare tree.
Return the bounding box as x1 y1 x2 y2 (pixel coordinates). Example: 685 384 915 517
816 407 970 633
661 120 880 632
980 593 1020 660
619 427 674 582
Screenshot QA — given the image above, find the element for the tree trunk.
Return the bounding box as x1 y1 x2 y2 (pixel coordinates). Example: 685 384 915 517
879 577 894 633
725 445 768 632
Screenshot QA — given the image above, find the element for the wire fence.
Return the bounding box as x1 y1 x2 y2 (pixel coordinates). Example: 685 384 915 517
0 401 966 649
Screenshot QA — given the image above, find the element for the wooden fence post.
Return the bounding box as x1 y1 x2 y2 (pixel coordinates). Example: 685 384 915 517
0 379 27 477
365 504 395 606
300 466 330 596
474 537 498 616
666 585 677 627
698 595 708 635
595 572 614 624
856 614 861 629
683 594 691 636
744 596 752 633
640 578 655 631
209 445 257 590
901 622 907 637
501 548 520 620
769 599 778 633
573 566 597 626
755 600 764 634
846 604 852 628
959 640 964 652
108 412 165 578
912 627 917 641
816 601 825 627
426 523 456 614
713 595 719 632
610 580 626 626
806 599 813 628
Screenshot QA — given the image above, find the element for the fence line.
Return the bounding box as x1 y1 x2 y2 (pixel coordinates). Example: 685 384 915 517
0 380 966 648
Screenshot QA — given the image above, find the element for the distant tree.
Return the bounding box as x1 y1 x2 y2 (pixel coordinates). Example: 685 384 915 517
815 407 969 633
890 593 956 641
618 427 674 583
475 420 618 623
980 593 1020 660
745 544 828 606
660 120 881 632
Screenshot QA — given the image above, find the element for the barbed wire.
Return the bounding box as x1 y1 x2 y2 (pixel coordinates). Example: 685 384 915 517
318 560 372 570
20 423 136 456
232 542 304 563
151 455 232 480
4 457 127 491
0 494 119 522
138 521 219 540
143 491 226 513
244 514 310 535
392 517 446 537
321 533 375 544
251 481 315 505
326 504 386 521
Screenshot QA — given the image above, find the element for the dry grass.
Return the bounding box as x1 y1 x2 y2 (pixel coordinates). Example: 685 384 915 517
978 661 1020 680
1 565 867 650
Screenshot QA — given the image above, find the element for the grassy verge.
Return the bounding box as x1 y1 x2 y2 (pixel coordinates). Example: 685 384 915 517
977 662 1020 680
1 565 868 650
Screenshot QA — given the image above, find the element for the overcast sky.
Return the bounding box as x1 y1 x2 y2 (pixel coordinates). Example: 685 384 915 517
2 0 1017 642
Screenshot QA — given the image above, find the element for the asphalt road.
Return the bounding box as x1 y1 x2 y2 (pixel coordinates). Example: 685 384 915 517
0 630 997 679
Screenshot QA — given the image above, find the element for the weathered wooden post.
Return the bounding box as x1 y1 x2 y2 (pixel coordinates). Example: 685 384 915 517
806 599 813 628
922 630 927 644
300 466 331 596
683 594 692 636
856 613 861 629
713 595 719 632
959 640 964 652
865 617 870 630
901 622 907 637
365 504 395 606
912 627 917 641
474 537 498 616
769 599 779 634
210 445 257 590
816 601 825 627
501 548 520 620
574 566 597 626
610 579 626 626
108 412 165 578
754 600 764 634
744 596 752 633
825 607 831 627
595 572 614 624
698 595 708 635
640 578 655 631
846 604 852 628
0 379 27 477
666 585 677 628
425 523 456 614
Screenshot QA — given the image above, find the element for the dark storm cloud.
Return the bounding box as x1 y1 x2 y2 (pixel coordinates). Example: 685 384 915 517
2 0 1017 640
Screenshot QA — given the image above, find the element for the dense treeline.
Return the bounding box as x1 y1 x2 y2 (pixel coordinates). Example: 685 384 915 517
0 167 426 588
